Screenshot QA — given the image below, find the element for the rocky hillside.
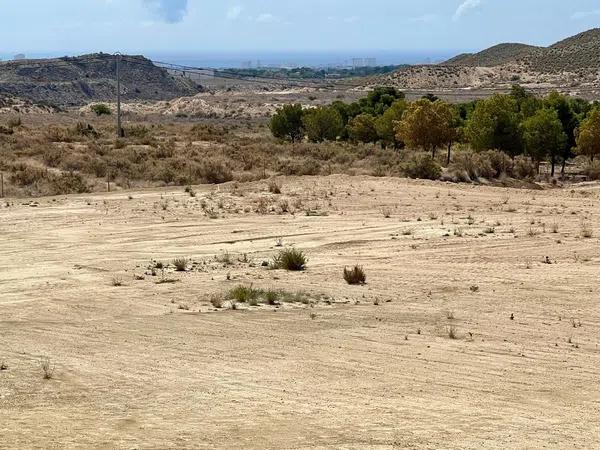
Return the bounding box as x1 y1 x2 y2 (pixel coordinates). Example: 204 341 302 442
374 28 600 96
446 28 600 72
0 53 202 107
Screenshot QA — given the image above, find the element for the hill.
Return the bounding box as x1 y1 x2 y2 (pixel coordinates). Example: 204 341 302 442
445 28 600 72
0 53 202 106
445 43 541 67
373 28 600 96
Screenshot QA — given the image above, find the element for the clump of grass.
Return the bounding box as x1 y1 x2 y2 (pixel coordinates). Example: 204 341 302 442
264 290 280 305
216 251 234 266
228 285 261 303
210 294 224 309
0 360 8 371
271 248 307 271
469 285 480 293
268 180 281 194
343 265 367 285
172 257 188 272
41 358 55 380
581 221 593 238
381 207 393 218
447 325 458 339
111 276 124 287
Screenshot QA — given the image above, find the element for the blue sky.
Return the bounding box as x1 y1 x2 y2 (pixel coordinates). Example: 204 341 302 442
1 0 599 54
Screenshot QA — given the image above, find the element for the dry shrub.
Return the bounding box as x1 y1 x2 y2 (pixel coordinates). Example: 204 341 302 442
583 161 600 180
448 150 494 181
9 163 48 187
482 150 514 177
513 156 537 179
268 180 281 194
343 265 367 285
189 123 228 142
199 158 233 184
47 172 89 195
402 153 442 180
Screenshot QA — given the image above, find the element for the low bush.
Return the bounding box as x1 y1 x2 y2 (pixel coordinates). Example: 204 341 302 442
91 104 112 116
172 258 188 272
228 285 261 303
402 153 442 180
343 265 367 285
272 248 307 271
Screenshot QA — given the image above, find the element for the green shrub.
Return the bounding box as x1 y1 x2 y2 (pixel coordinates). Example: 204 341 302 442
302 106 344 142
272 248 307 271
228 285 261 303
270 104 304 142
91 103 112 116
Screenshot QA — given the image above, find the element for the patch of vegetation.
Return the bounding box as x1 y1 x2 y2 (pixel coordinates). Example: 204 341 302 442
343 265 367 285
271 248 308 271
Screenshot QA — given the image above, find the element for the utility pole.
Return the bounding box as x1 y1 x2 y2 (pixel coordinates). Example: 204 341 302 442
115 53 123 138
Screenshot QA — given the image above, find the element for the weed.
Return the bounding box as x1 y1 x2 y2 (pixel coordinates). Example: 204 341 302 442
268 180 282 194
111 276 124 287
343 265 367 285
447 325 458 339
272 248 307 271
228 285 261 303
581 221 593 238
173 257 188 272
210 294 224 309
41 358 55 380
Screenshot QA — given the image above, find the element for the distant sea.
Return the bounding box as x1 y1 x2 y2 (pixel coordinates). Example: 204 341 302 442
0 50 461 69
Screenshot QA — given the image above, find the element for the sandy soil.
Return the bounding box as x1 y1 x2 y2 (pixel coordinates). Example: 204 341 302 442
1 175 600 449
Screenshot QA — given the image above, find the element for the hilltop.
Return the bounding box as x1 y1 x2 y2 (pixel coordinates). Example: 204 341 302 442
0 53 202 106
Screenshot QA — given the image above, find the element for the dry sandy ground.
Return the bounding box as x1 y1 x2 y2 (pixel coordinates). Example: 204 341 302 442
1 175 600 449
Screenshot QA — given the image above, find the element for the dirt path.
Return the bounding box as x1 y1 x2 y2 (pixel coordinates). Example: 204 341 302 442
1 175 599 449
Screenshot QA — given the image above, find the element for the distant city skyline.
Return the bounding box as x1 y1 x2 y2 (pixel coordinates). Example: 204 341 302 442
0 0 598 56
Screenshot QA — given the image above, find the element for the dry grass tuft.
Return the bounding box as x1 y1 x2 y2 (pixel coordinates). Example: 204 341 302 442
343 265 367 285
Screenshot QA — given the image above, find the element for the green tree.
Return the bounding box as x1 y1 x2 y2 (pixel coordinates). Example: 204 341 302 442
302 106 344 142
467 94 522 157
544 92 578 176
375 99 407 148
396 99 455 159
522 108 567 176
270 104 304 142
347 114 378 143
576 107 600 162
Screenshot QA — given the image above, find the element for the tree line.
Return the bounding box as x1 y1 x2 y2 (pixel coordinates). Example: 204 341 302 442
270 86 600 177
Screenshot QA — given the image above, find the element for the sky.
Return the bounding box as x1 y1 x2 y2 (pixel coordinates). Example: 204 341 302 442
0 0 599 56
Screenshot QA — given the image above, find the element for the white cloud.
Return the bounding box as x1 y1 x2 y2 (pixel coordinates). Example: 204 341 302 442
408 14 438 24
255 13 279 23
343 16 359 24
571 9 600 20
142 0 188 24
453 0 482 21
226 5 243 20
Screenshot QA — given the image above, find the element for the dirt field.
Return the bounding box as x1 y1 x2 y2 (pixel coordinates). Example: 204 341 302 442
1 175 600 449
